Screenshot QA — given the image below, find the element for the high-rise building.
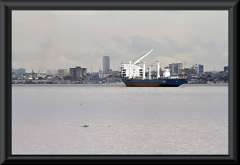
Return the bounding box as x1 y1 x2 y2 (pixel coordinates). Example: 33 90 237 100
169 64 173 73
47 70 56 75
75 66 83 79
198 64 204 74
12 67 17 74
224 66 228 72
16 68 26 75
69 68 76 77
168 63 183 74
82 68 87 77
58 69 68 77
47 70 52 75
102 56 110 73
69 66 87 79
193 64 204 74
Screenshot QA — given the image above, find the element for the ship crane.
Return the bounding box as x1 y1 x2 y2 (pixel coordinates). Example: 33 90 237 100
132 49 153 65
147 60 160 79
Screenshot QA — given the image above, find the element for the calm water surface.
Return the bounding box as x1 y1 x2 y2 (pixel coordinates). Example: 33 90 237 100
12 84 228 154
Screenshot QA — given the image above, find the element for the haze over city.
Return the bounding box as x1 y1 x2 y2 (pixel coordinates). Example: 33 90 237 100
12 10 228 73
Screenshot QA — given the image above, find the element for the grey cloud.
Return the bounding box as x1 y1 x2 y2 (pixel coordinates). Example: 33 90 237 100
163 36 186 55
111 35 160 55
111 36 130 48
41 43 54 49
129 35 159 53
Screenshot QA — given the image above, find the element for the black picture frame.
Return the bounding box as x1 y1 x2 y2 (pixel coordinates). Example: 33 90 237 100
0 0 238 164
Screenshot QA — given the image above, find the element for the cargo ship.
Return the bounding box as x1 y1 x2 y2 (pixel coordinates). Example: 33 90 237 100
119 49 188 87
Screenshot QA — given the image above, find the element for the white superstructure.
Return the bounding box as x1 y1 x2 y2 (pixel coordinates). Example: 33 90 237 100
163 67 170 78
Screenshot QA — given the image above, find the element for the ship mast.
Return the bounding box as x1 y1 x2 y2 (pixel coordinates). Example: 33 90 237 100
157 60 160 79
143 62 146 80
129 60 132 79
135 61 146 80
148 66 151 79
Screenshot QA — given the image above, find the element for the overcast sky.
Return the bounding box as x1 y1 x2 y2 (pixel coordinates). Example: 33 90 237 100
12 10 228 73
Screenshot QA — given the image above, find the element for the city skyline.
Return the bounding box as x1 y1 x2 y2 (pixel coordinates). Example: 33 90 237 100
12 62 228 75
12 10 228 73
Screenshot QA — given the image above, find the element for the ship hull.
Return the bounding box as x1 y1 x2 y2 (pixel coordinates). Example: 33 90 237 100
124 83 180 87
120 76 187 87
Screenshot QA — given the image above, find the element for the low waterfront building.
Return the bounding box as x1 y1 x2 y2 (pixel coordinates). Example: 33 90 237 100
37 73 47 79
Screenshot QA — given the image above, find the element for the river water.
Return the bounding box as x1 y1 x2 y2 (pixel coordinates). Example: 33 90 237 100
12 83 228 155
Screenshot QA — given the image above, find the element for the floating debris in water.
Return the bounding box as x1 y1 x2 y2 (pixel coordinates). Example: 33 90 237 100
82 124 89 127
